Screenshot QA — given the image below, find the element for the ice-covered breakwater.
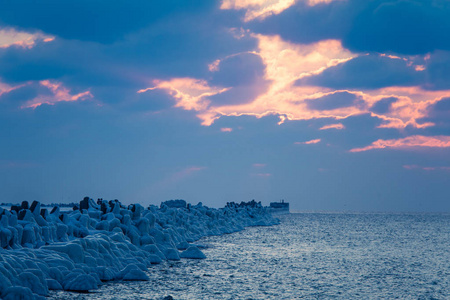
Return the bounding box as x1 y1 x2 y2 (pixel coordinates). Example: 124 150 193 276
0 198 279 299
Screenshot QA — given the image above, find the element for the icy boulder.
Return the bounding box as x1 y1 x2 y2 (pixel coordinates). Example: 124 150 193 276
120 265 149 281
180 246 206 259
0 197 280 298
161 199 187 209
63 273 98 292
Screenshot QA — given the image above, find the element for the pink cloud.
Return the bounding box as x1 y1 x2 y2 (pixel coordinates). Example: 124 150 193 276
0 28 54 49
403 165 450 171
150 166 207 190
167 166 206 183
350 135 450 152
21 80 93 109
319 123 345 130
138 78 229 124
221 127 233 132
220 0 342 21
403 164 420 170
142 33 450 131
0 81 26 98
220 0 297 21
252 163 266 167
295 138 321 145
253 173 271 177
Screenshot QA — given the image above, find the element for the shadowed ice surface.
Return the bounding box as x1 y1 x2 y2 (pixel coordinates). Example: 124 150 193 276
49 213 450 299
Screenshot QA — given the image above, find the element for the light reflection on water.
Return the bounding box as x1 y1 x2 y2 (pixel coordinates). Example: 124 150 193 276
50 213 450 299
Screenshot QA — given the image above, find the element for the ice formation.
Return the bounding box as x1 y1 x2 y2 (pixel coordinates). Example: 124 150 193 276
0 198 278 299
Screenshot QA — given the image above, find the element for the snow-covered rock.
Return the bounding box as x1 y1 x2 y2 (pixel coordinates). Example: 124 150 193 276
0 198 279 298
180 246 206 259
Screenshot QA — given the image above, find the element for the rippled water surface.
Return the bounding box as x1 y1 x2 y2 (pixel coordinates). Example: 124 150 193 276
50 213 450 299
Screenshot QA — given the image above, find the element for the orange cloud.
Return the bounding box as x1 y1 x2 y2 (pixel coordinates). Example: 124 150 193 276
0 28 54 49
350 135 450 152
196 37 357 125
21 80 93 109
138 78 229 121
221 127 233 132
319 123 345 130
295 138 321 145
221 0 297 21
220 0 342 21
141 33 450 131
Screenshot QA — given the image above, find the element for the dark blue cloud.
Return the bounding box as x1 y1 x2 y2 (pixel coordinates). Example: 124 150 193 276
298 55 424 89
422 51 450 90
252 0 450 55
0 0 217 43
210 53 265 86
417 97 450 134
370 97 398 114
208 53 270 105
306 92 363 111
0 12 258 108
248 1 353 45
343 0 450 55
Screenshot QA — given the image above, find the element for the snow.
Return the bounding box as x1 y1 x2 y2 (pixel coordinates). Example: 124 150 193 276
180 246 207 259
0 199 279 298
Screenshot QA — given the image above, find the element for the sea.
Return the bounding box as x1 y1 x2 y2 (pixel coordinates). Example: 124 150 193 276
50 212 450 299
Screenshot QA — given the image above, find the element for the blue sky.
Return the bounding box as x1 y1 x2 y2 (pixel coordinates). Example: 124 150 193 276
1 0 450 211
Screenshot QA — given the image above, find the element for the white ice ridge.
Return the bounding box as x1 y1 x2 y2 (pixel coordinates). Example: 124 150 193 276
0 198 279 299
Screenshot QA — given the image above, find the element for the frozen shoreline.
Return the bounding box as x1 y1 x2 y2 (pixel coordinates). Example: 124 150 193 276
0 198 279 299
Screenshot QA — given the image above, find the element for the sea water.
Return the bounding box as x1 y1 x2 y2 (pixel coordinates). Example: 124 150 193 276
50 213 450 299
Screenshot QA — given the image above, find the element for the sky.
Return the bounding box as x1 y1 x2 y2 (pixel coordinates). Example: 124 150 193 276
1 0 450 212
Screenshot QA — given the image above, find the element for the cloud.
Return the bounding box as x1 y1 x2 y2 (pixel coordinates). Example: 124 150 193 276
295 138 321 145
250 0 450 56
403 165 450 171
0 81 25 98
350 135 450 152
221 0 342 22
148 35 356 125
0 1 215 43
151 166 207 190
252 163 266 167
319 123 345 130
220 0 298 21
208 52 271 106
0 28 54 49
147 33 450 131
138 78 229 117
306 91 363 111
370 97 398 114
221 127 233 132
252 172 271 177
21 80 93 109
299 54 425 90
343 0 450 55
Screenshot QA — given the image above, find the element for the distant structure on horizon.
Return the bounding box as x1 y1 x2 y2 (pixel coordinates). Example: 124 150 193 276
267 200 290 214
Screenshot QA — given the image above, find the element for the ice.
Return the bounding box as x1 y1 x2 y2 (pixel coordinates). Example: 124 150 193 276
120 265 149 281
180 246 206 259
63 273 98 292
2 286 45 300
18 271 48 296
0 198 279 298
